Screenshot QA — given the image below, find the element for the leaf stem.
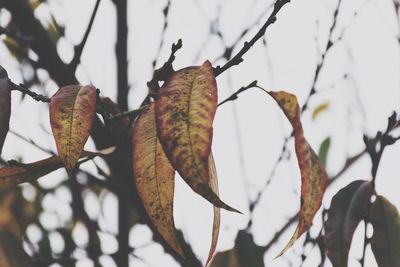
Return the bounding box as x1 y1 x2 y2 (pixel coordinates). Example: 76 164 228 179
217 80 258 107
108 106 147 120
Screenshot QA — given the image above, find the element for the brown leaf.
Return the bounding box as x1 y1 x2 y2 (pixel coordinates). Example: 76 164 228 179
155 60 238 213
206 153 221 265
324 180 374 267
369 195 400 267
132 103 184 258
268 91 328 256
0 69 11 155
49 85 97 172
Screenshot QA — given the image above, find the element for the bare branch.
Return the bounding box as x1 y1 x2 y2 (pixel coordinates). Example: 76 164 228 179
69 0 102 72
213 0 290 77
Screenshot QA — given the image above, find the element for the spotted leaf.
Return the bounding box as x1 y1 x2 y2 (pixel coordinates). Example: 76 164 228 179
132 103 184 258
155 60 238 212
49 85 97 172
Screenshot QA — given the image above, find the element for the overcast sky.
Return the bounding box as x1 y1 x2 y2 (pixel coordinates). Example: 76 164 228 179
1 0 399 266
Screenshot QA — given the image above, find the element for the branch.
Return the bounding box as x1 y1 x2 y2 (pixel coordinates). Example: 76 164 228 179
258 148 367 254
360 112 400 266
213 0 290 77
151 0 171 69
217 80 258 107
147 39 183 94
301 0 343 112
3 0 77 85
69 0 102 72
0 25 33 44
10 81 50 103
113 0 129 111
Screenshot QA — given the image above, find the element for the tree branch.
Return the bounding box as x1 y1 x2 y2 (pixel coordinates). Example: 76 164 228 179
69 0 102 72
113 0 129 111
213 0 290 77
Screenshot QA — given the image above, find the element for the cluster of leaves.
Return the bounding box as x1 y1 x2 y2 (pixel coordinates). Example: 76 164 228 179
0 56 331 264
0 29 399 267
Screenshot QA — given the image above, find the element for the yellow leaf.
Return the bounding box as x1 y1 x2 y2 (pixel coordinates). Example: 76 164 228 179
132 103 184 258
155 60 239 213
49 85 97 172
269 91 328 257
312 102 329 121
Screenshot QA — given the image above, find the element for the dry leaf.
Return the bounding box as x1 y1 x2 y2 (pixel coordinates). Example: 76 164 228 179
49 85 97 172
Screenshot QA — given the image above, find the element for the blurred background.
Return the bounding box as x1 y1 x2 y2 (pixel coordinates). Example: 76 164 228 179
0 0 399 266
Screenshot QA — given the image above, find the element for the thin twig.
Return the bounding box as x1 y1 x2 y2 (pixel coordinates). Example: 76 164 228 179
10 82 50 103
259 148 367 254
217 80 258 107
152 0 171 69
69 0 102 72
147 39 183 94
109 106 147 120
213 0 290 77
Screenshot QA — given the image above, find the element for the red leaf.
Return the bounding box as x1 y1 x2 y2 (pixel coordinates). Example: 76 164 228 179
268 91 328 256
155 60 238 212
49 85 97 172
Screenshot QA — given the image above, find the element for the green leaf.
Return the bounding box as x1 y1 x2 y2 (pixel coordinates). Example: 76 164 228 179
318 137 330 167
370 195 400 267
324 180 374 267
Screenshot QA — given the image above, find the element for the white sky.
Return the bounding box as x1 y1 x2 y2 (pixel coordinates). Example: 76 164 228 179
1 0 400 266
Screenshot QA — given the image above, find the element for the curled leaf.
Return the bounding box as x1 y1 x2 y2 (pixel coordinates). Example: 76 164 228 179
155 60 238 213
206 153 221 265
312 102 330 121
324 180 374 267
49 85 97 172
0 68 11 155
369 195 400 267
132 103 184 258
269 91 328 256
